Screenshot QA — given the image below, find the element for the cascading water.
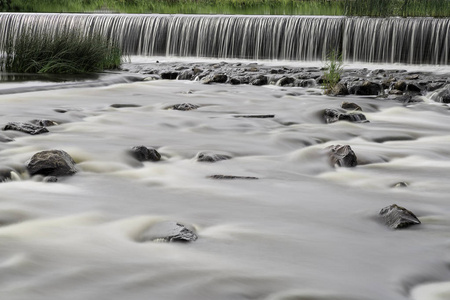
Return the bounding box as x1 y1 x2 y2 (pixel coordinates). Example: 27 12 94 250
0 13 449 64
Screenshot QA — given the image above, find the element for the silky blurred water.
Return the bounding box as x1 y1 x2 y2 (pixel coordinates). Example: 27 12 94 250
0 61 449 300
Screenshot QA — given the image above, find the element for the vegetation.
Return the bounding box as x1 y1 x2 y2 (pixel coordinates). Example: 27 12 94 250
322 50 343 94
0 0 449 16
0 28 121 73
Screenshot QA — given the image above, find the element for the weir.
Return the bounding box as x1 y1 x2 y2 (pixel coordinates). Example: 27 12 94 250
0 13 449 64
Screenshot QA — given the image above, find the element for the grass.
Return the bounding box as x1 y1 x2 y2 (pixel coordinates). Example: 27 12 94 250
322 50 343 94
0 27 121 74
0 0 449 16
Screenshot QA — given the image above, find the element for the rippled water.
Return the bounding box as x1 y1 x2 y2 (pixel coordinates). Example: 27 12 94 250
0 60 450 300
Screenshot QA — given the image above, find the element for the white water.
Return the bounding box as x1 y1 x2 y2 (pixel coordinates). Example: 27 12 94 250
0 61 450 300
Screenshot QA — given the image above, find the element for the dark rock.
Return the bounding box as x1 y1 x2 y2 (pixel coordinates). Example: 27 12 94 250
0 167 15 182
110 104 142 108
3 122 49 135
406 83 422 93
130 146 161 162
212 74 228 83
349 81 382 96
341 102 362 111
27 150 77 177
171 103 199 111
251 75 268 86
389 89 404 95
138 221 198 243
192 67 203 75
234 114 275 118
327 145 357 168
330 83 349 96
43 176 58 183
379 204 421 229
391 182 408 188
323 109 367 124
427 82 445 92
442 95 450 104
30 119 58 127
297 79 316 88
54 109 68 113
160 71 179 80
393 80 407 91
230 78 241 85
208 175 259 180
196 152 231 162
405 74 419 80
276 77 295 86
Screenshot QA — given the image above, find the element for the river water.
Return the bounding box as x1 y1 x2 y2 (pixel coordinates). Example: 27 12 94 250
0 58 450 300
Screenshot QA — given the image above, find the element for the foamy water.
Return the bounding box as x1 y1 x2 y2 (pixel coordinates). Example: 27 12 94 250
0 64 449 300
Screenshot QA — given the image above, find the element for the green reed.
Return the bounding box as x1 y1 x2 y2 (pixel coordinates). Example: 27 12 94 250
1 28 121 74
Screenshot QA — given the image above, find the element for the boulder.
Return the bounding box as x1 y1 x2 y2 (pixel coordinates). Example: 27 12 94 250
138 221 198 243
276 77 295 86
379 204 421 229
327 145 357 167
3 122 49 135
323 109 367 124
27 150 77 176
196 152 231 162
251 75 268 86
130 146 161 162
406 83 422 93
330 83 349 96
30 119 58 127
341 102 362 111
230 78 241 85
177 70 194 80
160 71 179 80
393 80 407 91
170 103 199 111
349 81 382 95
212 74 228 83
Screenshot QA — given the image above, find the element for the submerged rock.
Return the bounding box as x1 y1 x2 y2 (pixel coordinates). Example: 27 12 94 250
3 122 49 135
196 152 231 162
327 145 357 168
251 75 268 86
26 150 77 177
138 221 198 243
379 204 421 229
349 80 382 95
234 114 275 118
170 103 200 111
341 102 362 111
30 119 58 127
323 109 367 124
129 146 161 162
110 104 142 108
160 71 179 80
330 83 349 96
208 175 258 180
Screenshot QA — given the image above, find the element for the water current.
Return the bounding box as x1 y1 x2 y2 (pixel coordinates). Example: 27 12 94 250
0 56 449 300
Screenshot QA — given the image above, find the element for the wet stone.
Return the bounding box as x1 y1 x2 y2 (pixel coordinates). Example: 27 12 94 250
27 150 77 177
43 176 58 183
327 145 357 168
234 114 275 118
208 175 259 180
110 104 142 108
160 71 179 80
3 122 49 135
138 221 198 243
391 182 408 188
130 146 161 162
323 109 367 124
30 119 58 127
196 152 231 162
170 103 199 111
379 204 421 229
341 102 362 111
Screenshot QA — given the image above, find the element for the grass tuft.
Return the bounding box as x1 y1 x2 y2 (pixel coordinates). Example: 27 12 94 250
322 50 343 95
1 27 121 74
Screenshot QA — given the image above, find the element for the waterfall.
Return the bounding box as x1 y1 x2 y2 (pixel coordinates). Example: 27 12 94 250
0 13 449 64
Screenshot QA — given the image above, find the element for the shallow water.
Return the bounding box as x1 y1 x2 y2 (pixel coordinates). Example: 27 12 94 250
0 61 449 300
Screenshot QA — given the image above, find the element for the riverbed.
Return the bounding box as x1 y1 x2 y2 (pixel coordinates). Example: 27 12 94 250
0 59 449 300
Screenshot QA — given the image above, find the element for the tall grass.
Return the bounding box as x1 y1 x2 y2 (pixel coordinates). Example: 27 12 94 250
2 0 449 16
322 50 343 94
0 28 121 74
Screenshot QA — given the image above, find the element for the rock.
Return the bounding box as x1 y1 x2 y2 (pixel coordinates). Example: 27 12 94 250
297 79 316 88
379 204 421 229
129 146 161 162
208 175 259 180
251 75 268 86
138 221 198 243
323 109 367 124
230 78 241 85
327 145 357 167
391 182 408 188
330 83 349 96
26 150 77 176
30 119 58 127
341 102 362 111
0 167 15 182
43 176 58 182
212 74 228 83
3 122 49 135
389 89 404 95
405 74 419 80
406 83 422 93
177 70 194 80
160 71 179 80
196 152 231 162
170 103 199 111
233 114 275 118
393 80 407 91
427 82 445 92
110 104 142 108
276 77 295 86
349 81 382 95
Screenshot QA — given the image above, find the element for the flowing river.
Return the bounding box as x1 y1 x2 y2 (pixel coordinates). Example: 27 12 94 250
1 13 450 300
